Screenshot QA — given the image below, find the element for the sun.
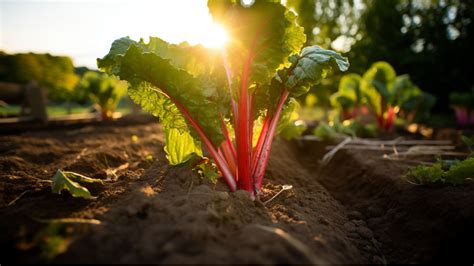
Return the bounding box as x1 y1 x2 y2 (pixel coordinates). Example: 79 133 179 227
199 24 229 49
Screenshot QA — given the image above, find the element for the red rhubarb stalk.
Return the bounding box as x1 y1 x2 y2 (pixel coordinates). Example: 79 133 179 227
385 106 395 131
170 95 237 191
254 90 290 191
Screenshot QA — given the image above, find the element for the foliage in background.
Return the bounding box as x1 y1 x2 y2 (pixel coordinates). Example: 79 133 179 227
77 71 127 119
330 73 364 120
314 119 376 141
407 135 474 185
0 51 79 102
277 100 308 140
286 0 474 114
331 61 435 132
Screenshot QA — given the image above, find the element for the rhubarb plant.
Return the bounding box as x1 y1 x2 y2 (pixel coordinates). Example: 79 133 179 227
98 0 348 197
360 61 434 131
77 71 127 120
362 61 398 131
330 73 364 120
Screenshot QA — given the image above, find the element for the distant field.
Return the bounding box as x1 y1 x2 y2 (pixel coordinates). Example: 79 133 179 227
0 104 132 117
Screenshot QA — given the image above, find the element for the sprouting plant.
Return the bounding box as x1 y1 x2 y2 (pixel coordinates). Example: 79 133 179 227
407 157 474 185
98 0 348 197
77 71 127 120
51 169 103 199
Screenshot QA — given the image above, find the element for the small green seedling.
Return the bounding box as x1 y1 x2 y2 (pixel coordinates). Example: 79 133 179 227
407 157 474 185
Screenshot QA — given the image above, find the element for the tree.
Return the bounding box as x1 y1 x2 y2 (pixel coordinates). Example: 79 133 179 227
287 0 474 114
0 51 79 102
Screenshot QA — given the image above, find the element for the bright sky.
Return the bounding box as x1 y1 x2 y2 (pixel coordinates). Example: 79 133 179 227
0 0 228 68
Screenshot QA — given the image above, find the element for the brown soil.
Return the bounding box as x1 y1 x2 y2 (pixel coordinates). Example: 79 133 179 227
0 121 472 264
294 139 474 264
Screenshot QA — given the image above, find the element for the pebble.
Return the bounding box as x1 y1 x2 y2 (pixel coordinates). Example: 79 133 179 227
367 206 383 217
318 216 330 225
352 219 367 227
347 210 363 220
234 190 251 201
216 191 229 201
343 221 357 232
357 226 374 239
194 184 212 193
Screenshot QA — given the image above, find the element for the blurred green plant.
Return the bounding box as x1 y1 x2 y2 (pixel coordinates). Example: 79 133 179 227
314 118 377 141
330 73 364 120
77 71 127 119
331 61 435 132
277 99 308 140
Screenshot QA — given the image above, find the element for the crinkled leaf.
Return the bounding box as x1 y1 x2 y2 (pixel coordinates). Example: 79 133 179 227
164 128 203 165
128 82 188 131
285 45 349 97
338 73 363 103
147 38 227 81
361 61 396 114
97 37 144 75
98 40 230 145
51 170 102 199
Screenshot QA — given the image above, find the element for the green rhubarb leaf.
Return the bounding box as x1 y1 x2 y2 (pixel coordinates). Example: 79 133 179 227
164 128 203 166
208 0 306 89
128 81 188 132
392 75 419 107
331 94 355 110
285 45 349 97
51 170 103 199
147 38 227 81
97 37 145 75
337 73 363 104
362 61 396 99
98 40 230 146
361 61 396 115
